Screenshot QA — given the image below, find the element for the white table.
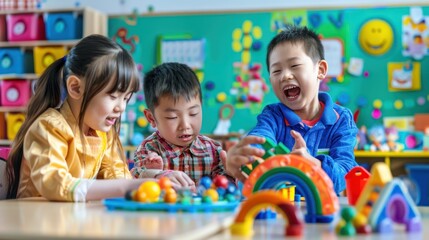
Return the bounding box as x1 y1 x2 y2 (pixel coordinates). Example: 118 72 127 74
0 198 235 240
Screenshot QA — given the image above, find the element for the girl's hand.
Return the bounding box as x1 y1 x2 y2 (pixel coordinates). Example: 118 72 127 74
226 136 265 182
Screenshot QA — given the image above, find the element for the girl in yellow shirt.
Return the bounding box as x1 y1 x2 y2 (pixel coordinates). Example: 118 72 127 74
6 34 154 201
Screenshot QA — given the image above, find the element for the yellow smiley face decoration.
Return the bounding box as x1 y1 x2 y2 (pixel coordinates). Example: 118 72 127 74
358 19 394 55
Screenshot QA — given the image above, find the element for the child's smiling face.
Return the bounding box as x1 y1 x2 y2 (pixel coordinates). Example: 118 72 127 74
145 95 202 147
268 41 327 120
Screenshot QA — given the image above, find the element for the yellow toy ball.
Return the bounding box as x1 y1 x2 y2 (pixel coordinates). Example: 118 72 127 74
204 188 219 202
137 181 161 203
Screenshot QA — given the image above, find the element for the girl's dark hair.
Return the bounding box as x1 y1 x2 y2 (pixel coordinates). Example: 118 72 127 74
143 62 202 112
6 34 140 199
266 24 325 72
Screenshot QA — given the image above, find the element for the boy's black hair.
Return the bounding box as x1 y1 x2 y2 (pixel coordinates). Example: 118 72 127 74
266 24 325 72
144 62 202 112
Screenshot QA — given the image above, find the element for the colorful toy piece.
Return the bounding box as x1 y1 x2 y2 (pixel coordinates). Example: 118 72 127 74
243 155 339 223
345 166 370 205
230 190 303 237
352 162 421 234
338 207 357 236
354 162 392 223
368 179 421 233
241 139 339 223
103 176 241 213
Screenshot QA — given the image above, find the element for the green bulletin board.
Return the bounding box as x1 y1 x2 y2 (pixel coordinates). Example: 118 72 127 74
109 6 429 141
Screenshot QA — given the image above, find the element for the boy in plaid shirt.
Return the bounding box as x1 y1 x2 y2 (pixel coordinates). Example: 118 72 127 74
131 62 234 189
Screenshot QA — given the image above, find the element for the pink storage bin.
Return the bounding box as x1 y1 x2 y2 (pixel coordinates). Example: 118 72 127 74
6 13 45 41
0 79 31 106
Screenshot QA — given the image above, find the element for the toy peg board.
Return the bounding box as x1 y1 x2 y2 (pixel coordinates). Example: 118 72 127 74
103 197 239 213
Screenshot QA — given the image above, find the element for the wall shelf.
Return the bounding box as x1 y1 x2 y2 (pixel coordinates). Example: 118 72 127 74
354 150 429 169
0 8 85 15
0 40 79 48
0 107 27 112
0 7 107 146
0 74 38 79
0 139 12 145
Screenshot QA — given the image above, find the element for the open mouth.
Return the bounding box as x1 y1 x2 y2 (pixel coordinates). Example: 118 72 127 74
283 86 301 100
178 134 193 142
106 117 116 125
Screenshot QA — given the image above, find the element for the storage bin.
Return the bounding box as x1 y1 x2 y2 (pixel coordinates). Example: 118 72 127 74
0 48 25 74
5 112 25 140
0 79 31 106
44 12 83 40
406 164 429 206
33 46 67 75
6 13 45 41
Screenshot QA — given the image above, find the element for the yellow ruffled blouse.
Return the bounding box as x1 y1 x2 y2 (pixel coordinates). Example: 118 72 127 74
17 101 131 201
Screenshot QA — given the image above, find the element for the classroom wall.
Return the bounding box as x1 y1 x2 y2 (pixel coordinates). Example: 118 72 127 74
41 0 429 15
106 5 429 136
39 1 429 137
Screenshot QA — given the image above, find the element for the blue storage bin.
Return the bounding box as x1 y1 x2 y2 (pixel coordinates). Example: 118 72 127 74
406 164 429 206
44 12 83 40
0 48 25 74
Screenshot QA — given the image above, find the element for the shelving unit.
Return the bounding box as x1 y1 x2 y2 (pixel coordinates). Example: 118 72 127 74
0 7 107 146
354 150 429 176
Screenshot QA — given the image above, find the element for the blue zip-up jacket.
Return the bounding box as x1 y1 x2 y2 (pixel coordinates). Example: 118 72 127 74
247 92 358 194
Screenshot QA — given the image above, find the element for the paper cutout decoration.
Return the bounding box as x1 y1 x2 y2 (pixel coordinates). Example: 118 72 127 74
213 104 235 135
271 10 308 32
347 57 364 76
388 61 421 91
371 109 382 119
328 11 344 28
394 100 403 110
309 13 322 28
358 19 394 55
112 27 139 53
321 38 343 77
232 20 263 64
402 7 429 60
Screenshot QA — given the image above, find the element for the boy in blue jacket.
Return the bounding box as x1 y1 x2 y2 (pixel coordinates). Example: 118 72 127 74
226 25 358 194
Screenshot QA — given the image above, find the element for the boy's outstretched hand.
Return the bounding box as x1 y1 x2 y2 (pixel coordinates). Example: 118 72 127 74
290 130 321 167
226 136 266 182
